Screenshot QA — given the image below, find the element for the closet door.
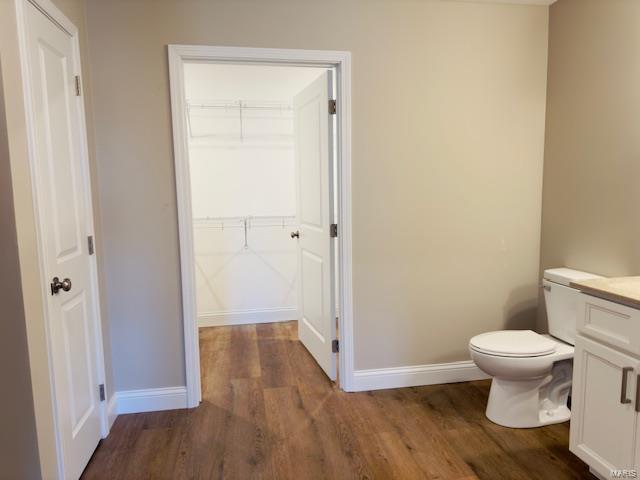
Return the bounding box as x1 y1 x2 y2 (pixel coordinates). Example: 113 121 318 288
293 71 337 380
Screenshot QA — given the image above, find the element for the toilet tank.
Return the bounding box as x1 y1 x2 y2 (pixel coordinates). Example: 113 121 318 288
543 268 603 345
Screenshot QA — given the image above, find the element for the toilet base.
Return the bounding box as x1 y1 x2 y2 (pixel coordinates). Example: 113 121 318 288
485 360 573 428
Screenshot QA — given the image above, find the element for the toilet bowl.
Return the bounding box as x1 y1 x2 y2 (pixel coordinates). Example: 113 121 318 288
469 268 603 429
470 331 574 428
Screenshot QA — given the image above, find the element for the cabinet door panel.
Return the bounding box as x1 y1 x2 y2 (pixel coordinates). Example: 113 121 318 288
570 335 639 478
576 293 640 356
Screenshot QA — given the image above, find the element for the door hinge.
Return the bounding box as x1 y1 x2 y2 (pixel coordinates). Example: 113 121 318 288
332 339 339 353
328 99 337 115
88 235 95 255
98 384 105 402
75 75 81 96
330 223 338 238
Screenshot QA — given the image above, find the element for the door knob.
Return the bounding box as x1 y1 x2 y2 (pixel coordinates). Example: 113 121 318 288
290 231 300 239
51 277 72 295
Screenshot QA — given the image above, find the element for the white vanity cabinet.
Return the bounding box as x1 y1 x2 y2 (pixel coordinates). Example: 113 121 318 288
570 293 640 478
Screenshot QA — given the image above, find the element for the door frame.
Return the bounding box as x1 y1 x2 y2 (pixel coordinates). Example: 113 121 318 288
168 45 354 405
15 0 109 475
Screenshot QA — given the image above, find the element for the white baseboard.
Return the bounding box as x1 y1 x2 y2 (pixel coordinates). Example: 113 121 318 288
198 307 297 327
107 394 118 429
351 360 490 392
114 387 188 415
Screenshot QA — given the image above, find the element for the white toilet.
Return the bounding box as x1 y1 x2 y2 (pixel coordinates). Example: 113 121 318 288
469 268 603 428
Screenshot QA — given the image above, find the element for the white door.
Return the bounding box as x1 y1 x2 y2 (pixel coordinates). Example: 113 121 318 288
293 71 337 380
24 3 103 478
570 336 639 478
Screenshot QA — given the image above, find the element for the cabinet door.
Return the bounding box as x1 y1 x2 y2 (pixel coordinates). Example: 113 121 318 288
570 335 639 478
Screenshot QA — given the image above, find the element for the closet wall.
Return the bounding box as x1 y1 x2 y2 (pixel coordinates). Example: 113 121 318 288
184 64 325 326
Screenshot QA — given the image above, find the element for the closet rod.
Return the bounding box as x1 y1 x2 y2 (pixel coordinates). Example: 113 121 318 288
193 215 296 221
193 215 298 249
193 223 296 229
187 102 293 112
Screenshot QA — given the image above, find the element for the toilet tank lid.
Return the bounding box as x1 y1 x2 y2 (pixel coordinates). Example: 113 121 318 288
543 268 603 287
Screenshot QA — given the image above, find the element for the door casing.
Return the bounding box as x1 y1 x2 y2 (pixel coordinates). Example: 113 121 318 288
168 45 354 405
15 0 109 477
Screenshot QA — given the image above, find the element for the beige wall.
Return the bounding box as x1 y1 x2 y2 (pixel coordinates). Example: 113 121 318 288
0 0 108 476
85 0 549 388
539 0 640 328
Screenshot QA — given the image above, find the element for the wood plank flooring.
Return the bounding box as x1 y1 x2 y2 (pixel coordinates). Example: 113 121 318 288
82 321 594 479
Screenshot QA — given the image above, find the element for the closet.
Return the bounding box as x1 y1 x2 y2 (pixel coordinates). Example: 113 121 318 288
184 64 326 327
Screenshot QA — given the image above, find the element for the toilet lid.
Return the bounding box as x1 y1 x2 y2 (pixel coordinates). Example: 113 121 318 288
469 330 557 357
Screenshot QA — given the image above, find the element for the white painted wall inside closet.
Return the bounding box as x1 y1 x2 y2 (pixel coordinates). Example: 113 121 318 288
184 64 327 326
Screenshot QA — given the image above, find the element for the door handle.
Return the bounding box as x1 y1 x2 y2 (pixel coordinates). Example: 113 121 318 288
290 231 300 239
621 367 633 404
51 277 72 295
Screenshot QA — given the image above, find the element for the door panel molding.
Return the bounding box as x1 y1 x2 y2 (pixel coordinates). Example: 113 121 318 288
168 45 354 404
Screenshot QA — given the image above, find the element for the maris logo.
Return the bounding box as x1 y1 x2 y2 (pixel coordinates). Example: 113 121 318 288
611 470 638 479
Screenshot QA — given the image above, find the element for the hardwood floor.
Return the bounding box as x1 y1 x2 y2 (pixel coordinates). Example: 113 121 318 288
82 321 594 479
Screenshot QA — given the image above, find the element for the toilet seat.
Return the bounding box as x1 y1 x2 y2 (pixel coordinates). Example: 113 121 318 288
469 332 574 428
469 330 557 358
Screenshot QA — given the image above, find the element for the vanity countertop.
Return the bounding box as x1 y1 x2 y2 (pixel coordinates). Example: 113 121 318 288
570 276 640 310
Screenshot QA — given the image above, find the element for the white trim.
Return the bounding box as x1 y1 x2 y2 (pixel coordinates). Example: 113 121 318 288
168 45 355 404
589 467 607 480
198 307 298 327
106 395 118 430
168 47 201 408
351 361 490 392
115 387 188 415
15 0 109 477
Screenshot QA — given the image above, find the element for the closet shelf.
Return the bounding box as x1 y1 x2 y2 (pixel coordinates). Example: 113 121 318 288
186 99 293 142
188 142 293 150
188 100 293 112
193 215 297 228
193 215 298 249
